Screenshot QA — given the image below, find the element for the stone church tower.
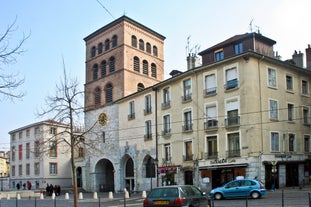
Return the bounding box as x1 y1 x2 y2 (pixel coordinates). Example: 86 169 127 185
84 15 165 112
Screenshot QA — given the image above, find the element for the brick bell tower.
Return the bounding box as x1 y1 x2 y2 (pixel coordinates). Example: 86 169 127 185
84 15 165 112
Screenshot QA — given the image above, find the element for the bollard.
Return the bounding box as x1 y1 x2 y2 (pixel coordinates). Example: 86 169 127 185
93 192 98 199
40 192 44 199
142 191 147 198
125 191 129 199
65 192 69 200
7 194 10 200
17 193 21 200
52 192 55 200
79 192 84 200
109 191 114 199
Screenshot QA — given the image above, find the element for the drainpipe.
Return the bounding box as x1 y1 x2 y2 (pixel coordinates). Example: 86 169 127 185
152 86 159 187
257 55 264 180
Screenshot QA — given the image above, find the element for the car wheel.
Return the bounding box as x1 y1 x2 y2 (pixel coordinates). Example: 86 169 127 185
214 193 223 200
251 191 260 199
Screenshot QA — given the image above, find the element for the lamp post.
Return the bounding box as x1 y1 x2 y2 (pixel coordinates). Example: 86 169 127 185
154 159 158 187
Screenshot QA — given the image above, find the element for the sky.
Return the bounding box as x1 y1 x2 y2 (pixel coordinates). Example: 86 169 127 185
1 0 311 151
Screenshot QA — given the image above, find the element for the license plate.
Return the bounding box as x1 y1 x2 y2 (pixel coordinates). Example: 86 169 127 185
154 200 169 205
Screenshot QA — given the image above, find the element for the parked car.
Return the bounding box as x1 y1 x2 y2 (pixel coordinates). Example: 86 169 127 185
209 179 266 200
143 185 210 207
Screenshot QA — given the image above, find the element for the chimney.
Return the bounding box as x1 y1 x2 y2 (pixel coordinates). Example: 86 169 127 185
292 50 303 68
306 44 311 69
187 53 201 70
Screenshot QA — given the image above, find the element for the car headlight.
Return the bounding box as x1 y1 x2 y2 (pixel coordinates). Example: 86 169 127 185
210 190 214 194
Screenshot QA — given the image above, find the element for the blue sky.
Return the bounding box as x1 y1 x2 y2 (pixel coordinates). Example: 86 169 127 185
1 0 310 150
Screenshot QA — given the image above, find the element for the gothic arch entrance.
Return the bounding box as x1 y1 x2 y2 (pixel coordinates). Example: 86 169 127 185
95 159 115 192
121 155 135 193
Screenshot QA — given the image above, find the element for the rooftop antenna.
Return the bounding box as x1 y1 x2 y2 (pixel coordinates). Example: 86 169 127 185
249 19 254 32
96 0 115 20
186 35 191 55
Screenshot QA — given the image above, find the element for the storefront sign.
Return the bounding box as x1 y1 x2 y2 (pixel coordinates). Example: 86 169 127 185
210 158 236 164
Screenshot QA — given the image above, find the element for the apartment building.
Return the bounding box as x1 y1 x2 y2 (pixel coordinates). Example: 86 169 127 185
0 151 9 177
9 120 73 190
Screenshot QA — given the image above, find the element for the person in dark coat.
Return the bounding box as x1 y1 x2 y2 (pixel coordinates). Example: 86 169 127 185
16 183 20 190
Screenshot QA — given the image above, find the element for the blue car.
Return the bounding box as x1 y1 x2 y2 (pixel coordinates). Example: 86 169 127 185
210 179 266 200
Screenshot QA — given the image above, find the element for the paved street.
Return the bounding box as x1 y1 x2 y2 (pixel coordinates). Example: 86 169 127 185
1 187 311 207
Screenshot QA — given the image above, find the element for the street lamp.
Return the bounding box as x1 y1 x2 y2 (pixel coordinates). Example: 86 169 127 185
154 159 158 187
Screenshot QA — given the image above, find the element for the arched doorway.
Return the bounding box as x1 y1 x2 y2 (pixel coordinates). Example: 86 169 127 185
95 159 115 192
76 167 82 187
143 155 156 190
123 156 135 193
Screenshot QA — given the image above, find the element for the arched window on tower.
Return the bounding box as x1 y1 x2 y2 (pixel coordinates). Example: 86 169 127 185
91 46 96 58
146 42 151 54
112 35 118 47
153 46 158 57
139 39 144 51
132 35 137 48
92 64 98 80
94 87 101 106
105 39 110 51
101 60 107 77
109 56 115 72
137 83 145 92
143 60 148 75
105 83 113 103
151 63 157 78
98 43 103 54
133 56 140 72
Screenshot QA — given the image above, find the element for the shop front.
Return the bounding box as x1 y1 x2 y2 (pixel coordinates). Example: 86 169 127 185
158 165 180 186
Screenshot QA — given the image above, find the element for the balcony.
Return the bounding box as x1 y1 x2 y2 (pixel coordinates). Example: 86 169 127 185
144 107 152 115
144 133 152 141
161 101 171 109
204 152 218 159
204 87 217 96
183 154 193 161
182 93 192 102
128 113 135 120
182 124 193 132
225 116 240 127
224 79 238 90
204 119 218 130
162 128 171 137
227 149 240 157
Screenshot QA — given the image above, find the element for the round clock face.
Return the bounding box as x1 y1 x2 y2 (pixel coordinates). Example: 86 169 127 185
98 112 108 126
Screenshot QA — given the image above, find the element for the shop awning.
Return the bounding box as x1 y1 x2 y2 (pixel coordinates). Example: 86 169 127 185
199 163 248 170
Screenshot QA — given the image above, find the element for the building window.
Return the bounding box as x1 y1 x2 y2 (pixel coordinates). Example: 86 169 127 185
205 105 218 129
144 94 152 115
225 98 239 127
162 87 170 108
205 74 216 95
289 133 295 152
225 67 238 90
11 134 16 142
305 135 310 152
206 136 217 159
19 132 22 139
143 60 148 75
153 46 158 57
102 132 105 143
18 164 22 176
131 35 137 47
151 63 157 78
215 50 224 61
35 127 40 135
234 43 243 55
105 39 110 51
50 127 57 135
303 106 310 125
287 103 294 121
12 165 15 176
93 87 101 106
49 141 57 157
137 83 145 91
269 99 278 120
144 120 152 140
183 110 192 132
98 42 103 54
227 132 240 157
19 144 22 160
49 163 57 175
139 39 144 51
105 84 113 103
26 163 30 176
78 147 84 158
91 46 96 58
271 132 279 152
26 129 30 138
11 146 15 161
302 80 309 95
286 75 293 91
101 60 107 77
133 56 140 72
184 140 193 161
164 144 171 162
128 101 135 119
268 68 277 88
26 143 30 159
34 141 40 158
109 56 115 72
182 79 192 101
163 114 171 136
34 162 40 175
112 35 118 47
92 64 98 80
146 42 151 53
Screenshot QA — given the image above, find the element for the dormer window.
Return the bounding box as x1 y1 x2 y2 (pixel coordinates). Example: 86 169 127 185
215 49 224 62
234 43 243 55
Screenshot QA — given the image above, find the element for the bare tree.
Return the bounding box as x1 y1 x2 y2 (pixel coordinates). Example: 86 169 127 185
37 61 97 207
0 17 29 101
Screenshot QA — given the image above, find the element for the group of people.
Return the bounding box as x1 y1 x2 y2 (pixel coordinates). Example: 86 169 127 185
46 184 61 196
16 181 32 190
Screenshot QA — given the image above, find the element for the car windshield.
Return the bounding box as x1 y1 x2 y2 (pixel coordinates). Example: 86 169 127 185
148 188 179 198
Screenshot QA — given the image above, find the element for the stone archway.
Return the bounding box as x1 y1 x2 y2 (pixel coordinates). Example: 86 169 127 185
95 159 115 192
121 155 135 192
76 167 82 187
